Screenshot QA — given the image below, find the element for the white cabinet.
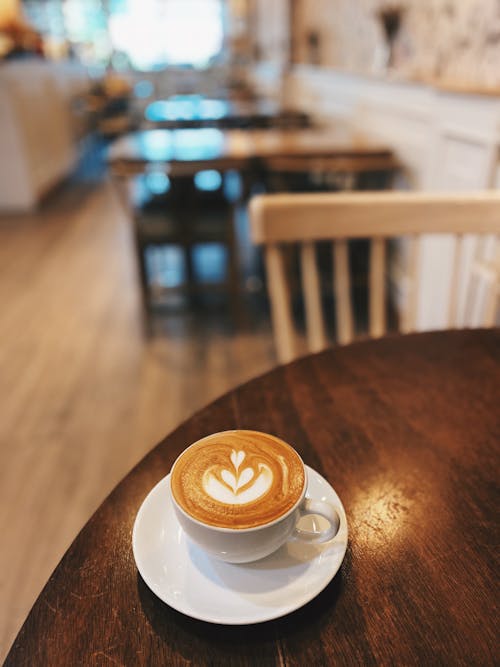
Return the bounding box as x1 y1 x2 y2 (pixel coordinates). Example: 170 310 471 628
0 60 89 212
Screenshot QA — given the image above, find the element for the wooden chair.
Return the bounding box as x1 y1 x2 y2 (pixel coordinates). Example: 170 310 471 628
249 191 500 363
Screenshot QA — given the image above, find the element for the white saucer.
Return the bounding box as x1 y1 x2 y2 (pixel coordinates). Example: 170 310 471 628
132 465 348 624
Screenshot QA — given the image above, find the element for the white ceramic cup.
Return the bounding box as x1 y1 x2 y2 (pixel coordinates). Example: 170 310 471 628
169 447 341 564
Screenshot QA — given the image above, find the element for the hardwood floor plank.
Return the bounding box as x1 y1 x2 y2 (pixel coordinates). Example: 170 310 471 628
0 180 275 661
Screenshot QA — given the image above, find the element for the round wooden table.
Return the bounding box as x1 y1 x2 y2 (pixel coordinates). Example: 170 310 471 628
6 330 499 666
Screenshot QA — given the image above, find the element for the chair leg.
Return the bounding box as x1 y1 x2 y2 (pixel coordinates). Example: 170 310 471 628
225 207 246 327
134 237 153 334
177 203 197 303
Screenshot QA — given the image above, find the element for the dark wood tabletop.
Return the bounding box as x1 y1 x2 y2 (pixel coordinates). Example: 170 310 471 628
5 330 499 666
107 125 397 177
143 95 309 129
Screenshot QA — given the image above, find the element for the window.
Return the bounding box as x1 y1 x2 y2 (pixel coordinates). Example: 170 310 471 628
24 0 225 70
108 0 224 70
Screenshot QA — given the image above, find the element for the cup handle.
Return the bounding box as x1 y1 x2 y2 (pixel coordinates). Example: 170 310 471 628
294 498 341 543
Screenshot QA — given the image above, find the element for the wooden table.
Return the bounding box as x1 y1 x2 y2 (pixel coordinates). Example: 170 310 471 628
107 125 397 321
6 330 499 665
143 95 309 129
107 125 398 177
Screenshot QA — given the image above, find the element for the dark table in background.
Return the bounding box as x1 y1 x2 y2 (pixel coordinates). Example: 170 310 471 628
143 94 310 129
107 125 398 178
106 124 398 324
5 330 499 665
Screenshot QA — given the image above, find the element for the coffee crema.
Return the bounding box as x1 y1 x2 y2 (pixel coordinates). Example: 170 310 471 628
170 431 305 529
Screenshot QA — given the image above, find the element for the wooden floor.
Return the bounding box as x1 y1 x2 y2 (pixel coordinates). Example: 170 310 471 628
0 178 277 660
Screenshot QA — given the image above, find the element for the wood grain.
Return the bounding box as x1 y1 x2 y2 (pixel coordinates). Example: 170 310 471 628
0 181 276 662
4 329 500 666
249 191 500 243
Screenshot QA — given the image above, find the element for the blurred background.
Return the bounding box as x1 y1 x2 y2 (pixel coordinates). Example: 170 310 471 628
1 0 499 659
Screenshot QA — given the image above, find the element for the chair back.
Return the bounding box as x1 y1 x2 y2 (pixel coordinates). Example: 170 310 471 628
250 191 500 363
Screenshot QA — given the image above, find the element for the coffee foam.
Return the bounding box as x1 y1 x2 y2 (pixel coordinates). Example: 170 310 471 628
170 431 305 529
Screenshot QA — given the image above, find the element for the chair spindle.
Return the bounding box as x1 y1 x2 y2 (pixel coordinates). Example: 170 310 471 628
369 237 386 338
333 239 354 344
300 242 327 353
448 234 464 328
469 242 500 326
265 244 296 363
400 235 420 334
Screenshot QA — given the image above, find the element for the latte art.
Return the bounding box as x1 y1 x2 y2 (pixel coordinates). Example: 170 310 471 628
203 449 274 504
170 431 305 529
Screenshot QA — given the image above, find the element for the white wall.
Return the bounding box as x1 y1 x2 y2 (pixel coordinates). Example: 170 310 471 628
292 0 500 91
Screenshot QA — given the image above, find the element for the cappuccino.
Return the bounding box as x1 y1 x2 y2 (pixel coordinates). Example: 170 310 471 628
170 430 305 530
